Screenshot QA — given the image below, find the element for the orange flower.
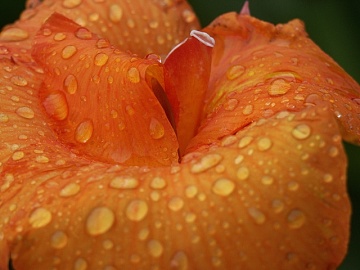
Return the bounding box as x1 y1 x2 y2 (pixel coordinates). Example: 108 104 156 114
0 1 359 269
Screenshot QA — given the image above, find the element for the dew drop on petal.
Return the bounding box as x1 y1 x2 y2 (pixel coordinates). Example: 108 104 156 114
237 166 250 181
190 154 222 173
64 74 78 94
127 67 140 83
74 258 87 270
168 197 184 212
75 28 93 40
54 32 67 41
268 79 291 96
51 230 68 249
323 173 333 183
0 113 9 123
257 137 272 151
261 175 274 185
226 65 245 80
242 104 253 115
147 240 163 258
185 185 198 199
29 208 52 228
126 200 148 221
0 27 29 41
149 117 165 139
12 151 25 161
248 207 266 224
61 45 77 59
171 251 188 270
11 75 28 86
16 106 35 119
75 119 94 143
62 0 82 8
94 53 109 66
150 177 167 189
238 136 253 148
109 4 123 22
60 183 81 197
271 199 285 213
109 176 139 189
287 209 306 229
86 207 115 236
292 124 311 140
43 92 69 120
212 178 235 196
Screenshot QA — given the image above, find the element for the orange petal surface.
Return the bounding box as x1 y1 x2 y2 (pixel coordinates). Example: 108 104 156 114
0 104 350 269
187 12 360 152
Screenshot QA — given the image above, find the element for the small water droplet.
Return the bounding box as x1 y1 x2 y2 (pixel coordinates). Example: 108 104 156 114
292 124 311 140
257 137 272 151
102 239 114 250
242 104 253 115
238 136 253 148
126 200 148 221
86 206 115 236
29 207 52 228
16 106 35 119
127 67 140 83
94 53 109 66
170 251 188 270
168 197 184 212
62 0 82 8
109 176 139 189
212 178 235 196
224 98 238 111
12 151 25 161
185 185 198 198
61 45 77 59
182 9 196 23
248 207 266 224
54 32 67 41
226 65 245 80
60 183 81 197
96 38 110 49
261 175 274 185
138 228 150 241
149 118 165 139
0 113 9 123
150 177 167 189
75 119 94 143
147 239 163 258
268 79 291 96
287 181 299 191
43 91 69 121
287 209 306 229
328 146 339 157
190 154 222 173
11 75 28 86
75 28 93 39
74 258 87 270
323 173 333 183
109 4 123 22
51 231 68 249
64 74 78 94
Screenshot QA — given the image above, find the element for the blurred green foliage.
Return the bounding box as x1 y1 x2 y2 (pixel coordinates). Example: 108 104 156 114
0 1 359 269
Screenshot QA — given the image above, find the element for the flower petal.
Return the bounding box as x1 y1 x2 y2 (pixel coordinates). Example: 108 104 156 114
187 12 360 152
31 13 179 166
0 104 349 269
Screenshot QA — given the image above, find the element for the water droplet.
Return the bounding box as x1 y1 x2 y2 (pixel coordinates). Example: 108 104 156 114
226 65 245 80
323 173 333 183
96 38 110 49
74 258 87 270
12 151 25 161
237 166 250 180
102 239 114 250
292 124 311 140
261 175 274 185
138 228 150 241
212 178 235 196
238 136 253 148
11 75 28 86
43 92 69 121
0 27 29 41
62 0 82 8
168 197 184 212
185 212 196 223
60 183 80 197
268 79 291 96
109 176 139 189
242 104 253 115
75 119 94 143
287 209 306 229
182 9 196 23
149 117 165 139
0 113 9 123
109 4 123 22
190 154 223 173
64 74 78 94
147 239 163 258
86 207 115 236
328 146 339 157
257 137 272 151
51 231 68 249
271 199 284 213
54 32 67 41
150 177 167 189
61 45 77 59
248 207 266 224
170 251 188 270
29 207 52 228
75 28 93 39
126 200 148 221
224 98 238 111
94 53 109 66
185 185 198 198
287 181 299 191
127 67 140 83
16 106 35 119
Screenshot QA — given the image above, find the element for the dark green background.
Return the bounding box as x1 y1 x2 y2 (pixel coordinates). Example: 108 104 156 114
1 1 359 269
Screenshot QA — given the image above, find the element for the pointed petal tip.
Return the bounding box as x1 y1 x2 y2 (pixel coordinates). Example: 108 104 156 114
190 30 215 48
240 1 250 16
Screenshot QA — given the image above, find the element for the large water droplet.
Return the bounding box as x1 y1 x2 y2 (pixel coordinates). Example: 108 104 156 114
61 45 77 59
291 124 311 140
149 118 165 139
268 79 291 96
64 74 78 94
0 27 29 41
212 178 235 196
51 231 68 249
237 166 250 181
257 137 272 151
150 177 167 189
29 207 52 228
75 28 93 40
127 67 140 83
190 154 223 173
75 119 94 143
86 206 115 236
16 106 35 119
94 53 109 66
12 151 25 161
126 200 148 221
43 91 69 121
59 183 81 197
109 176 139 189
